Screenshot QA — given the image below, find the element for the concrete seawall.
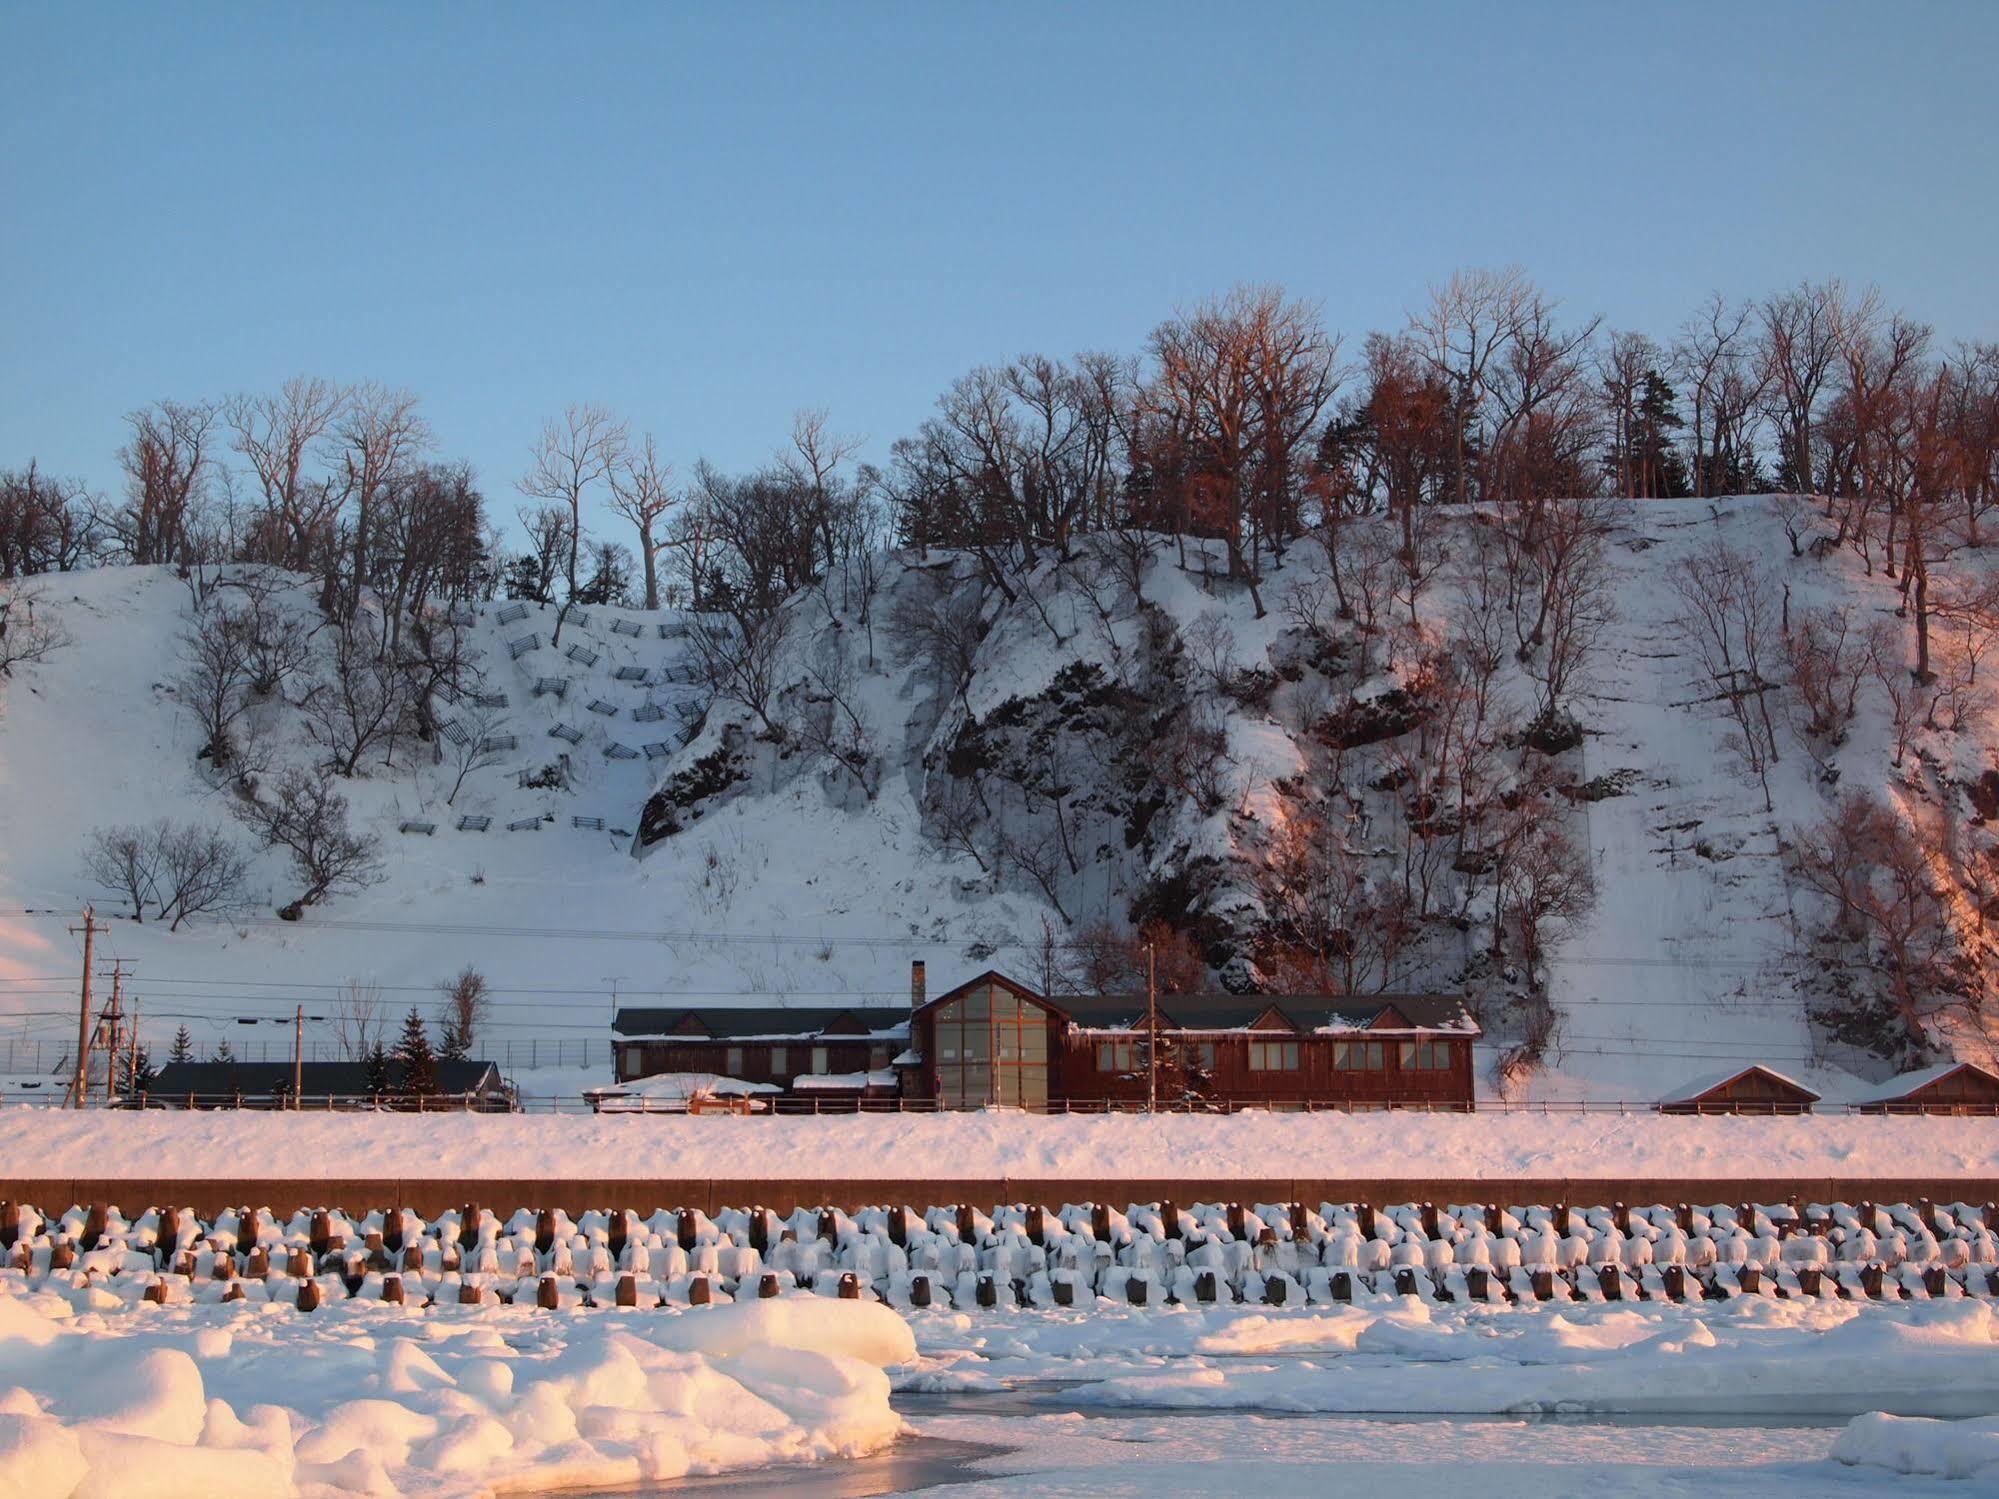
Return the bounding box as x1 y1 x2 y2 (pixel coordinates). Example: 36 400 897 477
5 1176 1997 1216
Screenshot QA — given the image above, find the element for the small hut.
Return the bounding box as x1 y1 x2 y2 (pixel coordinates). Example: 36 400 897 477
1852 1061 1999 1116
1657 1064 1819 1115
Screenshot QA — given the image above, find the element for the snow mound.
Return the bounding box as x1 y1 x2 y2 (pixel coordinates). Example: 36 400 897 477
1833 1411 1999 1480
0 1295 906 1497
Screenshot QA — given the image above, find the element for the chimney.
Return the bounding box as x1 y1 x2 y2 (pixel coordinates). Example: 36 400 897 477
910 960 926 1009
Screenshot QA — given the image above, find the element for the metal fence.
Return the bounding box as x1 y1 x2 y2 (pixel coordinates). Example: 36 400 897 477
0 1037 616 1076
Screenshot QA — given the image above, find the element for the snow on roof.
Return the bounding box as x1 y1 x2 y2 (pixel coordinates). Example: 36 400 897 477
1658 1064 1821 1105
790 1070 897 1092
584 1072 780 1105
1851 1061 1999 1105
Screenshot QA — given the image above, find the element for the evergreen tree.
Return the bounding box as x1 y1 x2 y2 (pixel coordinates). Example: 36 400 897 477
169 1026 194 1065
394 1007 437 1100
502 553 552 603
364 1041 392 1100
1632 369 1689 498
212 1039 234 1064
439 1016 469 1063
575 540 634 606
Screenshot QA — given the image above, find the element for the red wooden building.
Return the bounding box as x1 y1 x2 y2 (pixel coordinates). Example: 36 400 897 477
1853 1061 1999 1115
1656 1064 1819 1115
613 963 1480 1111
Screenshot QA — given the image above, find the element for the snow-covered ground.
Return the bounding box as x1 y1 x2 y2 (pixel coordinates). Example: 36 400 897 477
4 1107 1997 1183
5 1281 1994 1496
0 1288 910 1497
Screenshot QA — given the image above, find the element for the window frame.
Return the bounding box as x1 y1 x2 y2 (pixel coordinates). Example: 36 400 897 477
1247 1039 1300 1072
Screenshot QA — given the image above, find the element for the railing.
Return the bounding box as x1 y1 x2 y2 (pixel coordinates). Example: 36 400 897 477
8 1092 1997 1117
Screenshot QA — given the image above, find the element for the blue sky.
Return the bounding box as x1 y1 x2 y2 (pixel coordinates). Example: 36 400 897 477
4 1 1995 514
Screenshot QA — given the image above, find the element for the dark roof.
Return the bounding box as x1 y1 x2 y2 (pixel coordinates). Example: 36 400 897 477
150 1059 504 1097
1057 991 1478 1034
917 971 1477 1035
613 1005 911 1041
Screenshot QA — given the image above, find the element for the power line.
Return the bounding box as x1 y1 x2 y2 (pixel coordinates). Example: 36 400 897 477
0 907 1806 967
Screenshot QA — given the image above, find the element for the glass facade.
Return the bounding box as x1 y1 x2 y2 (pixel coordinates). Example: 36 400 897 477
932 982 1049 1108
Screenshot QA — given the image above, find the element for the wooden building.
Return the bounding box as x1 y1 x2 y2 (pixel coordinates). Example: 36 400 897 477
1853 1061 1999 1115
610 1004 909 1107
1657 1064 1819 1115
613 963 1480 1111
147 1059 515 1111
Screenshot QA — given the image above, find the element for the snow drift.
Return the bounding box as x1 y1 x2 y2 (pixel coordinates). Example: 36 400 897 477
0 1289 909 1497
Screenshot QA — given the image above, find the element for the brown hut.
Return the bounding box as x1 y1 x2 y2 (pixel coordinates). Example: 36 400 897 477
1657 1064 1819 1116
1852 1061 1999 1116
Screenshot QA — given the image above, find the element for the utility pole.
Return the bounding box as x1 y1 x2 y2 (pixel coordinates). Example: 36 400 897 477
292 1005 304 1109
1146 941 1158 1114
67 907 102 1109
127 998 141 1098
101 962 128 1106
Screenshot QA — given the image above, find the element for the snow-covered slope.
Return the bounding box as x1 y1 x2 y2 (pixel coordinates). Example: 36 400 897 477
0 496 1991 1103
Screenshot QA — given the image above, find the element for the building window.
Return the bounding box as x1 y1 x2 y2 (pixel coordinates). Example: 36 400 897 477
1096 1038 1136 1072
769 1046 787 1075
1191 1041 1217 1072
1333 1041 1385 1071
724 1047 743 1076
870 1045 890 1069
811 1046 829 1075
1247 1039 1300 1071
1400 1040 1452 1070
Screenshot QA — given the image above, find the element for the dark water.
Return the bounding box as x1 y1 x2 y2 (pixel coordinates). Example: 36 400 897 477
551 1432 1001 1498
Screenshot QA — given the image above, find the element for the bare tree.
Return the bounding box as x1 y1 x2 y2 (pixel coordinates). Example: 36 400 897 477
228 377 348 575
1410 266 1533 506
1759 280 1846 491
0 585 68 678
444 703 510 806
686 608 792 738
605 431 674 610
84 820 249 928
154 822 252 929
437 966 490 1059
1668 541 1784 812
1672 292 1759 497
232 766 384 917
1866 619 1925 769
83 826 160 920
794 629 880 798
1783 603 1868 769
117 399 218 566
332 979 387 1061
0 462 106 577
1789 789 1965 1052
301 612 413 776
334 384 430 620
176 598 256 768
518 404 627 644
1143 285 1341 612
888 569 987 717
